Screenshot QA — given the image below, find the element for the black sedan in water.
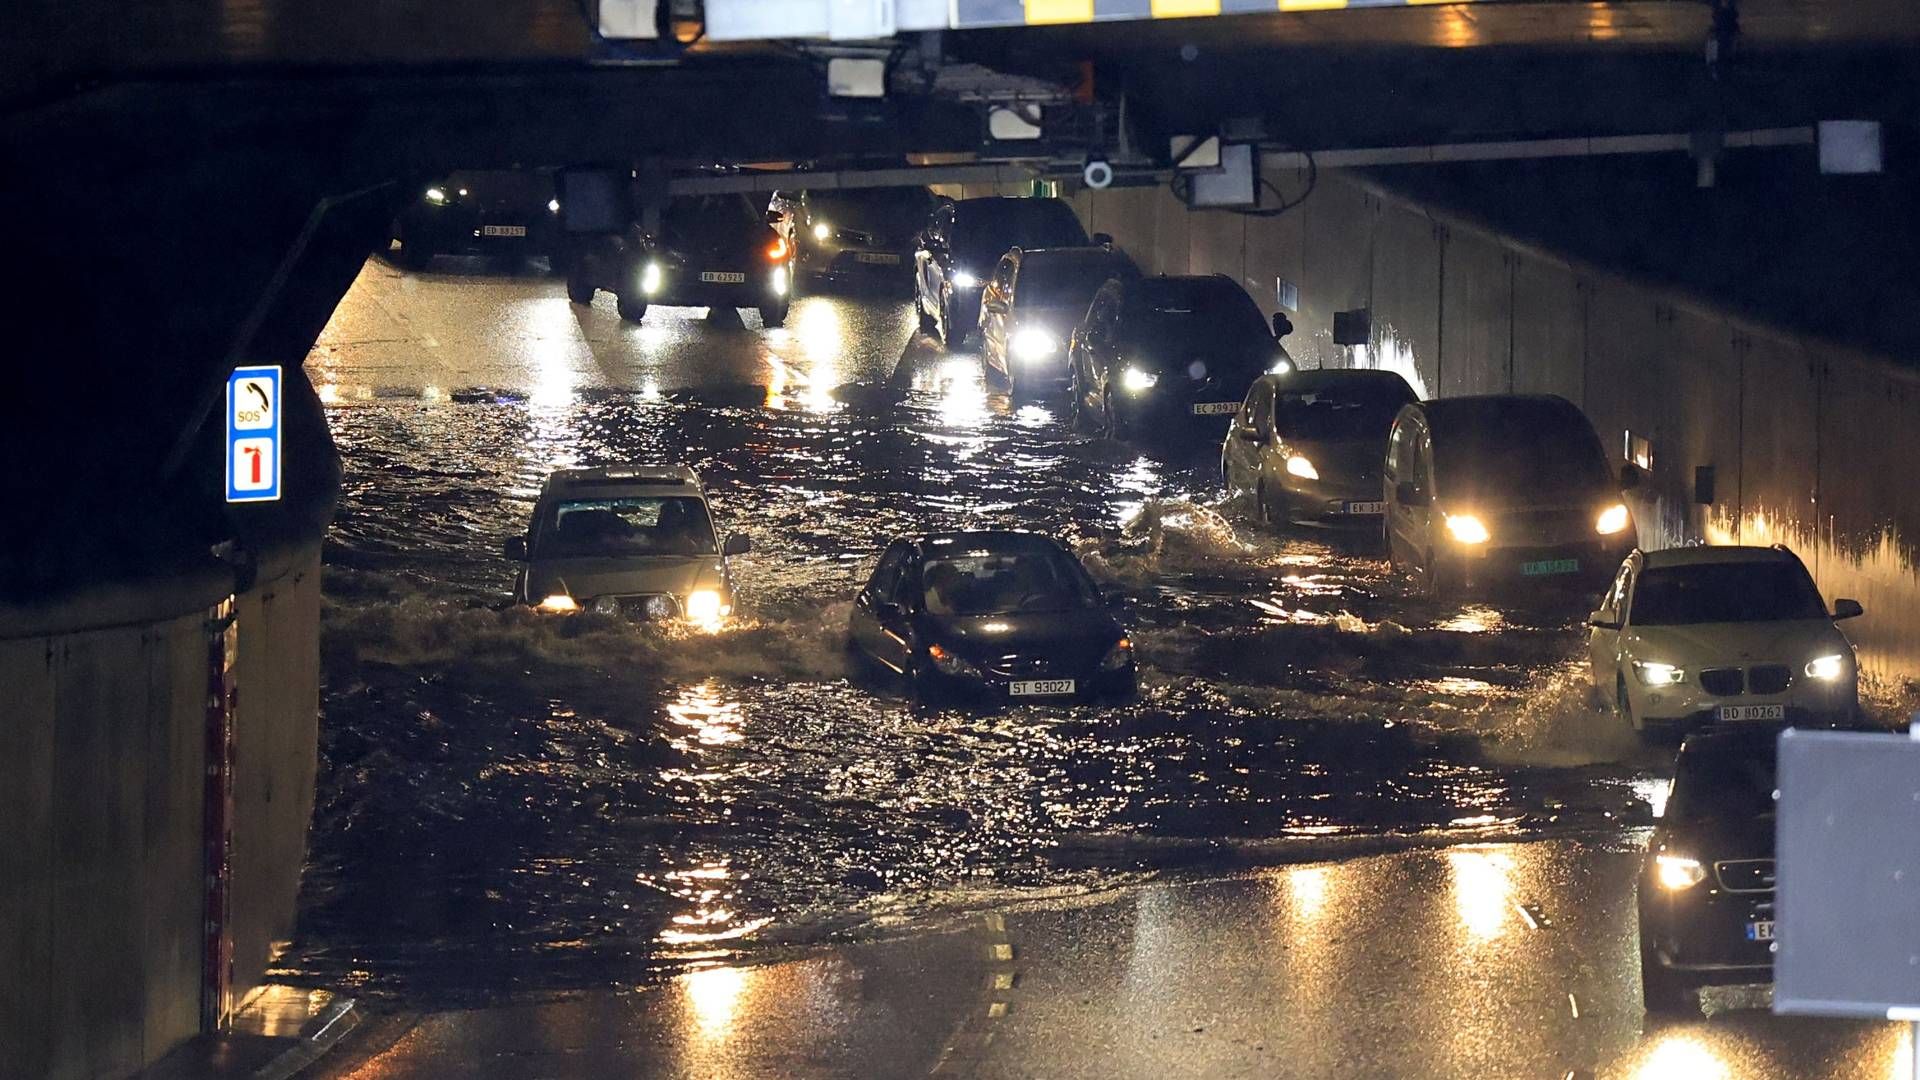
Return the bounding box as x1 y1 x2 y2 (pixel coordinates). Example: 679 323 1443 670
1638 728 1778 1014
1068 274 1292 445
1222 369 1418 529
848 531 1136 704
567 194 793 327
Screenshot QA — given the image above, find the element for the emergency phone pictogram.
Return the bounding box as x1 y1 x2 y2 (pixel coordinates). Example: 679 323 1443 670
226 366 282 503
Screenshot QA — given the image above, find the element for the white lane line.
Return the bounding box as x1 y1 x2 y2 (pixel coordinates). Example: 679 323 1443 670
1567 992 1580 1019
1512 901 1540 931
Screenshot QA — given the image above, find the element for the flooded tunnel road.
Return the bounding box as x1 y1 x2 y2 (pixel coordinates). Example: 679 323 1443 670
286 258 1675 1010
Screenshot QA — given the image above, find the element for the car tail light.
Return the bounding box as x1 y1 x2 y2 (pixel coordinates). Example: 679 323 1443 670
767 237 790 260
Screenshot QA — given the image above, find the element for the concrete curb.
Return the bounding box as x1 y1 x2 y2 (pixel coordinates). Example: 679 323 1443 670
253 999 360 1080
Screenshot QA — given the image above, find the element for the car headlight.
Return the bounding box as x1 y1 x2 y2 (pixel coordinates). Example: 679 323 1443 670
547 198 561 214
1632 660 1686 686
949 270 979 289
927 643 980 678
1286 455 1318 480
589 596 621 615
1655 854 1707 891
771 266 789 297
1269 357 1293 375
1099 637 1134 672
1121 366 1159 393
685 589 728 623
424 186 449 206
1805 653 1848 680
538 594 579 613
1444 513 1490 545
812 222 831 241
1011 328 1059 362
640 262 663 295
1596 502 1631 536
643 595 678 620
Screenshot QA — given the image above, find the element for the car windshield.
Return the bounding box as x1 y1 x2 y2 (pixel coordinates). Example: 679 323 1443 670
1631 562 1829 625
954 201 1088 263
535 496 717 558
921 545 1099 616
1122 280 1274 368
662 195 758 241
1275 384 1414 440
1017 253 1132 309
1669 744 1777 820
1431 405 1612 499
811 188 932 223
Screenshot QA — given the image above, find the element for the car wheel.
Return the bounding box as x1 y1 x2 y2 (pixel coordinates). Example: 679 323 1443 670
915 290 937 336
1254 481 1273 528
1102 391 1129 441
1639 938 1695 1016
1617 675 1643 736
758 301 789 329
615 292 648 323
565 270 595 305
1385 523 1401 572
1419 551 1445 597
1068 372 1092 433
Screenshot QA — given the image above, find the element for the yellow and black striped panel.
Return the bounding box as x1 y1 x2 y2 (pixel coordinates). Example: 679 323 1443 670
955 0 1462 29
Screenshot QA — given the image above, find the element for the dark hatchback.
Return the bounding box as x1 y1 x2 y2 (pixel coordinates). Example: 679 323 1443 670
847 531 1136 705
1638 728 1778 1014
1222 369 1418 529
785 186 936 289
392 169 560 269
1068 274 1290 445
567 193 793 327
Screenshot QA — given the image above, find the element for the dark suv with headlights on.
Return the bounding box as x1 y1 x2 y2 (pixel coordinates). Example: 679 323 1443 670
506 465 751 628
567 194 793 327
392 169 560 270
914 197 1092 348
778 186 936 291
978 245 1140 398
1068 274 1293 445
1638 728 1779 1014
1383 395 1639 596
1222 368 1418 530
847 531 1136 705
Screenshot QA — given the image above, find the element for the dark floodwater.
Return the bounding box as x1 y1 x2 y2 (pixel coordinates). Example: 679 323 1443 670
282 316 1670 1005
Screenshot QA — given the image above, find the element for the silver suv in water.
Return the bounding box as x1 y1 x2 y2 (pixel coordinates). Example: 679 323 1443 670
505 465 750 626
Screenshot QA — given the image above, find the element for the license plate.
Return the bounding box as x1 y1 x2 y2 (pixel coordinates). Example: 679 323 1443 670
1342 501 1386 515
1720 704 1786 722
1746 920 1776 942
1190 402 1239 416
481 224 527 237
1009 679 1075 697
854 252 900 265
700 271 747 283
1521 558 1579 576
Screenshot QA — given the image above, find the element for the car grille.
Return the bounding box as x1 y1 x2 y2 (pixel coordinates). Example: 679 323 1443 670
613 594 679 619
1699 668 1745 696
1714 859 1776 893
1493 507 1581 546
835 228 877 245
1748 664 1793 695
984 655 1066 679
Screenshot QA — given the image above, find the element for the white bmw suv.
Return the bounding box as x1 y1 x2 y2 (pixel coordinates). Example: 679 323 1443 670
1587 546 1864 740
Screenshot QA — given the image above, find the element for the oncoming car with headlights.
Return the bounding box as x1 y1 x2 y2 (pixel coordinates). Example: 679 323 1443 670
977 245 1139 398
1068 274 1294 445
506 465 750 628
567 194 793 327
847 531 1137 705
913 196 1092 348
1588 545 1863 740
1222 369 1418 530
1383 394 1639 596
1637 728 1779 1014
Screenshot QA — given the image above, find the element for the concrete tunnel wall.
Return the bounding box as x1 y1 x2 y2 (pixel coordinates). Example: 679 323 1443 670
0 547 323 1080
955 169 1920 684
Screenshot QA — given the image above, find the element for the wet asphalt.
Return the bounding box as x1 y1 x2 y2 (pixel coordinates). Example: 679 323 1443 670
279 254 1906 1076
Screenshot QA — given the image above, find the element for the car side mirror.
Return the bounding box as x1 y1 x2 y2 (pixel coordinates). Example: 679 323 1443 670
1620 463 1642 491
1395 481 1427 507
723 533 752 557
504 536 528 561
1834 598 1864 620
1272 312 1294 339
1092 232 1114 246
765 210 783 225
874 601 903 621
1588 611 1622 631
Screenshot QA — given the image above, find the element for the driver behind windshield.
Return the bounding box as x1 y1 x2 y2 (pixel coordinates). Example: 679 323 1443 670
920 549 1095 616
540 497 717 558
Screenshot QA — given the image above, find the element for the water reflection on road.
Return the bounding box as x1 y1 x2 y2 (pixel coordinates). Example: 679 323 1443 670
289 265 1674 1003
